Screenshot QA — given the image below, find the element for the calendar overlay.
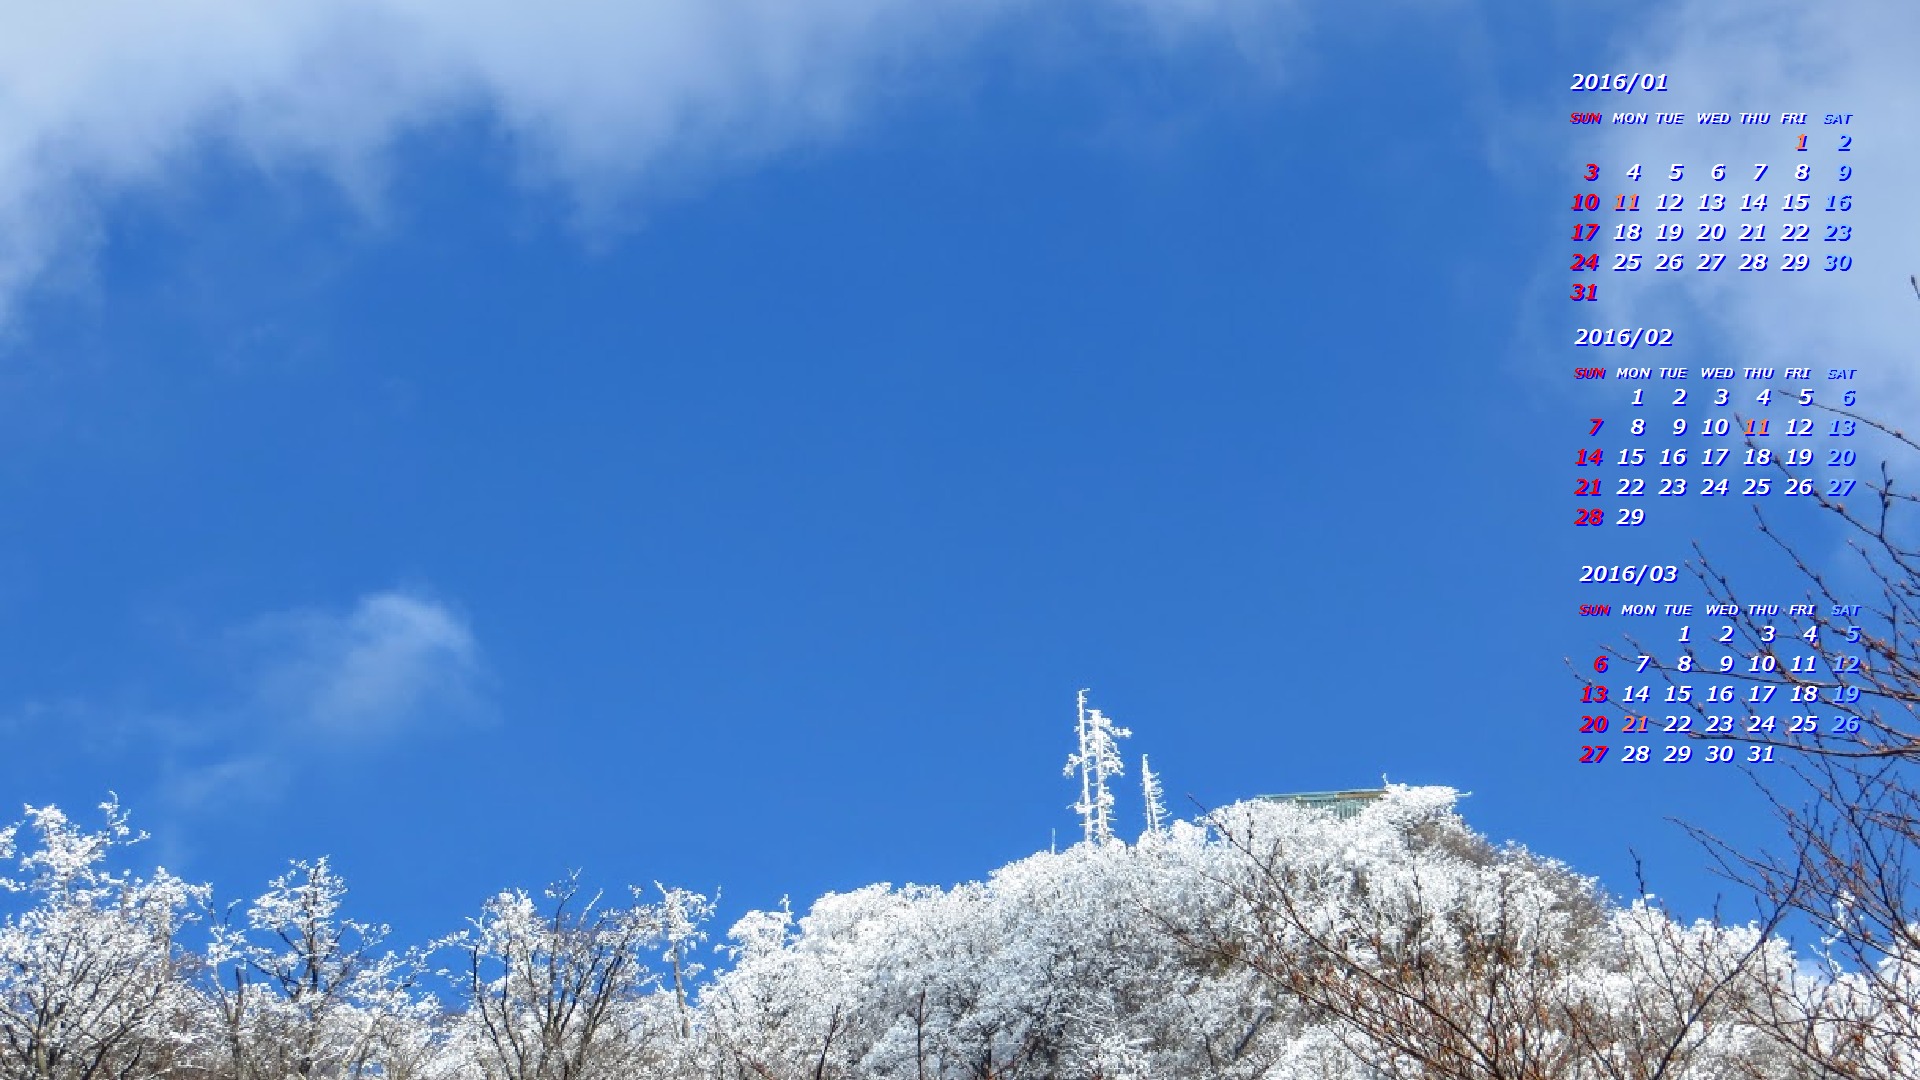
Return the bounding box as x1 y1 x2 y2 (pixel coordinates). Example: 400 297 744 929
1562 84 1867 766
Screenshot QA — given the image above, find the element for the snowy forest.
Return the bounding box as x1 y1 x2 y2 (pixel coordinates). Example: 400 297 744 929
0 690 1913 1080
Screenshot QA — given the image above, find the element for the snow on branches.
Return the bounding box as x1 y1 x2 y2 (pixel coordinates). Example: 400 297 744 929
0 798 207 1080
0 779 1907 1079
1064 689 1130 845
1139 755 1167 838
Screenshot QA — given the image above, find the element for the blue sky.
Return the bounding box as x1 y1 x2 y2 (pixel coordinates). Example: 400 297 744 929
2 0 1913 946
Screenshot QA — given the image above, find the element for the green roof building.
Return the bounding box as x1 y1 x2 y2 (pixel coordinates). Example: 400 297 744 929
1253 788 1390 820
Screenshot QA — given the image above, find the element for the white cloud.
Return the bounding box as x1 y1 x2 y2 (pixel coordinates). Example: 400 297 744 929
1594 1 1920 399
160 751 287 813
237 590 487 742
0 590 490 812
0 0 1306 326
145 589 489 810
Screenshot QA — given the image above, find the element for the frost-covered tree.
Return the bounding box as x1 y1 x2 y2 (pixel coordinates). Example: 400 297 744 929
0 799 207 1080
1172 791 1790 1080
1693 756 1920 1079
1064 690 1129 845
687 786 1816 1080
1603 402 1920 1075
201 857 441 1080
0 782 1889 1080
647 885 713 1040
1139 756 1166 838
454 876 674 1080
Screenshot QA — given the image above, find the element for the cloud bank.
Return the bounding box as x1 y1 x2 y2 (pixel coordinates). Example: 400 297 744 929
1595 1 1920 394
0 0 1302 325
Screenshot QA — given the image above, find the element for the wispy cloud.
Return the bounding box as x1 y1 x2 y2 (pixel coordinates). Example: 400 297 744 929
152 589 492 807
0 0 1310 326
1595 2 1920 396
235 590 488 744
6 589 490 812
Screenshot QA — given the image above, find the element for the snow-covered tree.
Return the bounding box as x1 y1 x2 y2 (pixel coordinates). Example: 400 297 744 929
686 787 1822 1080
201 857 441 1080
1602 403 1920 1076
647 885 713 1040
454 875 673 1080
1175 791 1791 1080
0 798 207 1080
0 781 1895 1079
1139 755 1167 838
1064 690 1129 845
